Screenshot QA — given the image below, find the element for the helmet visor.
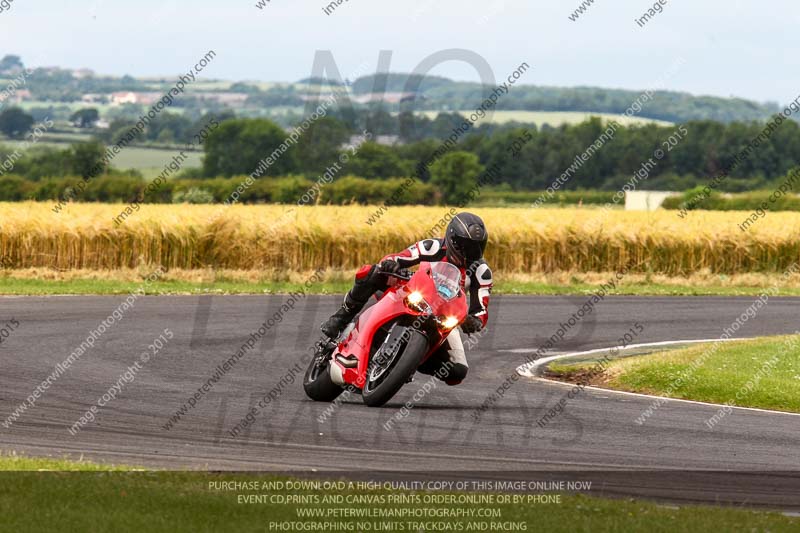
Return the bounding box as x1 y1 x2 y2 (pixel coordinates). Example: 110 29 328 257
450 235 485 265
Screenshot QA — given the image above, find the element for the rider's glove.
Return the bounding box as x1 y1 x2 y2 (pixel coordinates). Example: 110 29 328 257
378 259 402 275
461 315 483 334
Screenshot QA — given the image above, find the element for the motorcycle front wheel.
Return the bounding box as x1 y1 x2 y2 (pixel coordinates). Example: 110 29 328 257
362 327 429 407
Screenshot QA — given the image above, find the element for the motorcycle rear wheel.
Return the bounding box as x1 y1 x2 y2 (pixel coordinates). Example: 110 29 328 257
362 328 428 407
303 353 344 402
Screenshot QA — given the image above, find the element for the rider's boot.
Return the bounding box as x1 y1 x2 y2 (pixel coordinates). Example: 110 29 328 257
321 293 366 339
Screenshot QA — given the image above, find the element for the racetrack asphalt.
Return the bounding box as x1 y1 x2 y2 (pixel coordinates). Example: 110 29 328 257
1 294 799 508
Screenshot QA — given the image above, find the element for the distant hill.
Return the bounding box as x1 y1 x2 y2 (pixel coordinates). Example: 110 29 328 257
297 77 346 86
2 48 782 127
351 73 781 124
351 73 454 94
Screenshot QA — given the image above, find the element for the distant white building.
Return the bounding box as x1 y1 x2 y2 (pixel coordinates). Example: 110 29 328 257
71 68 95 79
110 92 138 105
1 88 31 104
345 134 401 149
81 93 106 104
110 91 162 105
625 190 680 211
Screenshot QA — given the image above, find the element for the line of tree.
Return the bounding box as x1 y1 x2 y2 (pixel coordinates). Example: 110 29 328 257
0 174 438 205
4 111 800 201
3 170 799 213
98 111 234 146
0 141 126 181
199 115 800 193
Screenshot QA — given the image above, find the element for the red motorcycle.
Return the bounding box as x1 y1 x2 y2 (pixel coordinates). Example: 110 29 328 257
304 261 468 407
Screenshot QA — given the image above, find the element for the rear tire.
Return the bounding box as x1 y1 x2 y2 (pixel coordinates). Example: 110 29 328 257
303 355 344 402
362 328 428 407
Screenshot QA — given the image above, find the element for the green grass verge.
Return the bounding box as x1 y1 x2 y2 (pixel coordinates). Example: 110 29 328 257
497 280 800 297
0 456 797 533
3 276 800 296
548 335 800 412
0 453 134 471
0 277 352 296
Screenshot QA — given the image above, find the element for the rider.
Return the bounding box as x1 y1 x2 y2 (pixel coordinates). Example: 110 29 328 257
320 212 493 386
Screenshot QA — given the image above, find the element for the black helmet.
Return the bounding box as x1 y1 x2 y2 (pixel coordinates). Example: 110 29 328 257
445 212 488 267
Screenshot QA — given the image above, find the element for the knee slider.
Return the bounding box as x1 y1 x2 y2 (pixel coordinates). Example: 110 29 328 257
443 363 468 385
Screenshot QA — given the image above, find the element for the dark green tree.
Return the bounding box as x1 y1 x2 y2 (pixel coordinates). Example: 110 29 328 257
146 112 192 142
0 55 24 74
345 141 410 179
16 146 67 180
295 117 349 173
397 111 419 142
396 139 440 181
102 118 141 145
70 108 100 128
0 108 34 139
429 151 484 204
202 118 298 177
69 142 107 179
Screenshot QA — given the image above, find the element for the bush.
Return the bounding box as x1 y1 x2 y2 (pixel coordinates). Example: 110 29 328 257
320 176 435 205
661 186 723 211
0 176 36 201
172 187 214 204
478 189 614 205
662 190 800 212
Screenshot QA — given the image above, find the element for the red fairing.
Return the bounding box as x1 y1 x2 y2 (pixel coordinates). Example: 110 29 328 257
375 239 492 326
331 262 469 390
355 264 373 280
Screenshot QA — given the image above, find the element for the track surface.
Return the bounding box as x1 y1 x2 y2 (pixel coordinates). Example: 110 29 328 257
1 295 799 506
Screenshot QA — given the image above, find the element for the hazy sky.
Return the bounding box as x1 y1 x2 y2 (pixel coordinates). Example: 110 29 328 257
2 0 797 105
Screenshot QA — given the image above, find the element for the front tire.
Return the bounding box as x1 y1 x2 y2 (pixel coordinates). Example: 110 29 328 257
304 355 344 402
362 328 428 407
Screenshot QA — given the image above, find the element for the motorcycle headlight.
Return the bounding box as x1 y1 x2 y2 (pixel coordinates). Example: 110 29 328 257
436 315 460 331
407 291 423 306
405 291 431 313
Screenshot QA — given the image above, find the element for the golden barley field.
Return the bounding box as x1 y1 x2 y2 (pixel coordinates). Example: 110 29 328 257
1 202 799 276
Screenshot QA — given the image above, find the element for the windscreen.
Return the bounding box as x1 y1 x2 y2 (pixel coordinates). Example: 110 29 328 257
430 262 462 301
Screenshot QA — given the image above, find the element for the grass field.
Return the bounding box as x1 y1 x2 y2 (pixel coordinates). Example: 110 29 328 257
4 268 800 296
1 454 797 533
0 140 203 177
1 138 85 151
32 131 92 143
548 334 800 413
416 110 674 127
2 204 800 276
110 146 203 177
